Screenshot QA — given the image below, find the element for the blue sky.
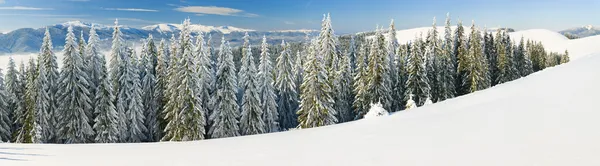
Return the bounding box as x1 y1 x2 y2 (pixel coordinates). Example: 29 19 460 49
0 0 598 33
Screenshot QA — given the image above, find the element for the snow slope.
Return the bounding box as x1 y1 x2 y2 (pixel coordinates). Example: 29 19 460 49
2 50 600 165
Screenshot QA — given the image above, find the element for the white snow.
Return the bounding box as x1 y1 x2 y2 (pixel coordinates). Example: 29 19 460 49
364 102 388 118
141 23 255 34
2 52 600 165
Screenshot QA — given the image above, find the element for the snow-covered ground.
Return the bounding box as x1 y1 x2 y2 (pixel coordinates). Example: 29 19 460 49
2 43 600 166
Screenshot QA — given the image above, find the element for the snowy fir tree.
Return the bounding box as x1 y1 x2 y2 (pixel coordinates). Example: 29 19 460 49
258 36 279 132
353 43 370 118
118 47 146 143
209 38 240 138
238 32 252 101
5 57 22 139
386 20 400 112
162 19 205 141
16 58 38 143
87 26 103 107
405 35 430 106
335 51 355 122
0 69 11 142
34 58 52 143
239 44 265 136
484 31 499 86
109 19 124 95
496 30 511 84
318 14 339 78
366 27 393 110
464 21 490 92
195 33 214 138
405 94 417 110
141 35 160 142
424 18 439 104
423 97 433 106
439 13 456 101
38 28 60 142
453 20 469 96
57 26 94 144
155 39 170 135
275 40 297 130
297 39 337 128
515 37 533 77
93 55 119 143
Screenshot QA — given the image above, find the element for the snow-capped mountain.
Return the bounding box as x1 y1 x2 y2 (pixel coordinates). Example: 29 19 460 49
559 25 600 38
0 21 318 54
141 23 254 34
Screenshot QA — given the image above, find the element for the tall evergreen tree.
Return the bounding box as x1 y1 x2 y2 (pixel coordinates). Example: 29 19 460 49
108 20 127 141
515 37 531 77
387 20 399 112
353 43 370 118
335 50 355 122
38 28 60 142
366 28 393 111
35 57 51 143
93 55 119 143
298 38 337 128
453 20 468 96
57 26 94 143
464 22 489 92
16 58 38 143
484 32 499 86
154 39 169 135
405 35 430 106
425 17 442 102
118 47 147 142
238 32 252 102
496 30 511 84
0 69 11 142
439 13 456 101
195 33 214 138
258 36 279 132
275 40 297 130
239 44 264 135
5 58 21 140
142 35 160 142
209 38 240 138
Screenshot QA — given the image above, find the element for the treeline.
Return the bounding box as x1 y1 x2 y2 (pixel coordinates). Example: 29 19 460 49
0 14 568 143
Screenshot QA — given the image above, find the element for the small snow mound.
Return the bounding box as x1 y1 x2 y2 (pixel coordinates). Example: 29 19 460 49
585 25 594 30
364 102 389 118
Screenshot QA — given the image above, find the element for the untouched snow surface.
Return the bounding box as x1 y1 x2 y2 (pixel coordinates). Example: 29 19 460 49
2 51 600 165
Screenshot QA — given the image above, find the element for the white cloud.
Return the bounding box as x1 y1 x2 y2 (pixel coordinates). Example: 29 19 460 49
0 14 89 17
114 18 160 24
0 6 54 10
284 21 295 25
174 6 258 17
0 0 5 4
103 8 158 12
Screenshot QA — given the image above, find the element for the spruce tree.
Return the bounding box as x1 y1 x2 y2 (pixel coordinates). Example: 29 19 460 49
38 28 60 142
57 26 94 143
118 47 147 142
275 40 297 130
335 51 355 122
12 61 27 141
353 43 370 118
5 58 21 140
35 58 51 143
387 20 399 112
142 35 160 142
405 35 430 106
484 32 499 86
515 37 530 77
209 38 240 138
297 39 337 128
366 28 393 111
93 55 119 143
439 13 456 101
464 22 489 92
195 33 214 138
16 58 38 143
238 32 252 101
0 69 11 142
258 36 279 132
496 30 510 84
239 44 265 135
453 20 468 96
425 17 441 103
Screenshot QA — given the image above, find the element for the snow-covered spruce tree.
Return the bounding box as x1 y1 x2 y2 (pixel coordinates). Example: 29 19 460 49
366 27 393 111
439 13 456 101
169 34 179 60
87 25 103 108
209 38 240 138
79 29 92 137
405 35 430 106
195 33 214 138
93 55 119 143
34 58 51 143
57 26 94 144
162 19 206 141
484 32 499 86
453 20 468 96
238 32 252 102
38 28 60 142
239 44 265 136
514 36 529 77
275 40 297 130
464 22 489 93
425 17 441 103
353 43 370 118
297 39 337 128
141 35 160 142
395 44 409 110
405 94 417 110
5 58 21 139
16 58 38 143
386 20 399 112
11 61 27 140
335 50 355 122
504 34 519 81
364 102 388 118
109 19 124 95
319 14 339 76
258 36 279 132
118 47 147 143
0 69 11 142
496 30 510 84
155 39 170 135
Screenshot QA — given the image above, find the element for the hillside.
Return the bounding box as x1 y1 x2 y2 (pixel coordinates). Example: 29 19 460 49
1 41 599 166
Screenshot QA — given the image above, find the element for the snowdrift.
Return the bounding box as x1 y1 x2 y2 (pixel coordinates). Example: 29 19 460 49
2 51 600 166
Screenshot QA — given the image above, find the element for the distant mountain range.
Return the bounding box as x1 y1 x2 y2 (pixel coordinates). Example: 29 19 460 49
0 21 319 54
559 25 600 39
